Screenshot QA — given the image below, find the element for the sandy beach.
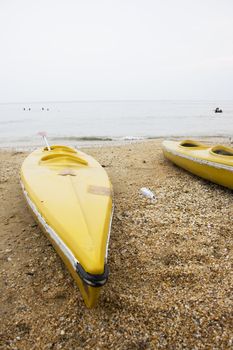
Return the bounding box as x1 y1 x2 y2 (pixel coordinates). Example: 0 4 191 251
0 138 232 350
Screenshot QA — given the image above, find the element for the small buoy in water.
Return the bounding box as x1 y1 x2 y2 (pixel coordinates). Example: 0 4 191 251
42 107 44 111
215 107 223 113
140 187 156 202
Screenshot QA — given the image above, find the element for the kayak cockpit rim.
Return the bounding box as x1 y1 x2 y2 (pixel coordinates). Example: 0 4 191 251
20 181 111 287
40 152 88 166
43 145 77 153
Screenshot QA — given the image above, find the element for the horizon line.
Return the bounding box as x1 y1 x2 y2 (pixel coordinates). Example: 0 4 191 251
0 98 233 105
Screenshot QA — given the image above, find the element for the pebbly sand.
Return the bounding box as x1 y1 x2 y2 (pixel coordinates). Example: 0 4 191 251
0 138 233 350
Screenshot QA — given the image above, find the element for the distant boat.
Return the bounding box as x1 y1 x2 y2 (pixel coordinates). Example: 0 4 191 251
215 107 223 113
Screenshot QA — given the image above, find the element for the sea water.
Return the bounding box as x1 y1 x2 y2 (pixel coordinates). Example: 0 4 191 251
0 100 232 147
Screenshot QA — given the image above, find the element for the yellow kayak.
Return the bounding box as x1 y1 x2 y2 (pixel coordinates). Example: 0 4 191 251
20 145 113 308
162 140 233 189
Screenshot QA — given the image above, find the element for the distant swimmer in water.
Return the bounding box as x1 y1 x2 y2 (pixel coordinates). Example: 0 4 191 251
215 107 223 113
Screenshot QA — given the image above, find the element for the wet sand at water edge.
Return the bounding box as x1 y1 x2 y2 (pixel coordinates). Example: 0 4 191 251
0 138 232 349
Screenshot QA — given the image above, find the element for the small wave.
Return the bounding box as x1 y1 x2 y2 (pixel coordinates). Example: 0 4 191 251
0 119 30 125
120 136 145 141
50 136 113 142
45 135 161 142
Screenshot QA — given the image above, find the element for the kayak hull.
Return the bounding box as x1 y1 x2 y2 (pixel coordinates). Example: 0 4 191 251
162 140 233 190
20 145 113 307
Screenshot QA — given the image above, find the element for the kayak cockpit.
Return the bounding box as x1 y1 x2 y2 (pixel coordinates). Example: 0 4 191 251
180 140 207 148
210 146 233 157
40 145 88 166
40 152 88 166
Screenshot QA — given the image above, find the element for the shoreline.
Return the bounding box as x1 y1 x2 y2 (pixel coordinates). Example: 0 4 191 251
0 135 232 151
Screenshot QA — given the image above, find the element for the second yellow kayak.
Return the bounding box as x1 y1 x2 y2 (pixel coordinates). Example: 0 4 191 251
162 140 233 189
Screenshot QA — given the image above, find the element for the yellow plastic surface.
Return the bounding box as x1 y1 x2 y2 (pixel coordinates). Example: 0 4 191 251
20 145 113 307
162 140 233 189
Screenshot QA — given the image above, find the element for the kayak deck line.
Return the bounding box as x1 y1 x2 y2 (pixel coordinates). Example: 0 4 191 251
105 203 114 260
163 146 233 172
21 181 110 287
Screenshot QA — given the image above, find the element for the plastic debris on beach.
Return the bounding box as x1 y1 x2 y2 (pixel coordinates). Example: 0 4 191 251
140 187 156 202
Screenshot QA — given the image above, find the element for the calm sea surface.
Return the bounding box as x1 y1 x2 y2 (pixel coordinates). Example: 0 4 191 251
0 100 232 146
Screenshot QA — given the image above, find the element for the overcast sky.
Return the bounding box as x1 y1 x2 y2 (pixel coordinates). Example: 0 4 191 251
0 0 232 102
